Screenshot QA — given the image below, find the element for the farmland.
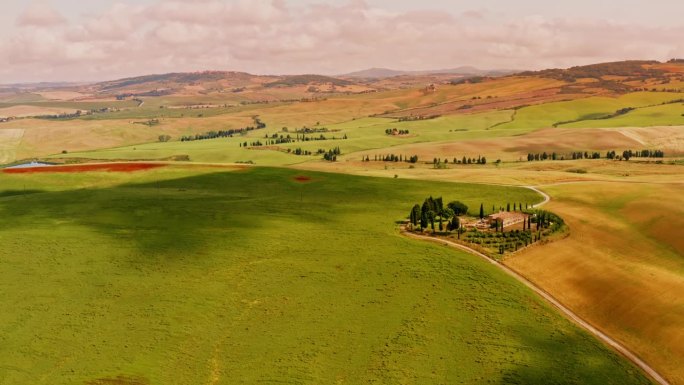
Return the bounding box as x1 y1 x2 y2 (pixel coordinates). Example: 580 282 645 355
0 166 653 385
1 60 683 384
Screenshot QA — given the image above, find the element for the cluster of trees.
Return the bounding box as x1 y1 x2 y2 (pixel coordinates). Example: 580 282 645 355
158 135 172 142
182 116 266 142
363 154 419 163
323 147 342 162
409 197 470 235
385 128 410 135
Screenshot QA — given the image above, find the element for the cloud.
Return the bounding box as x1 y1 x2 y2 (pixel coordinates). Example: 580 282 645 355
16 2 66 27
0 0 683 82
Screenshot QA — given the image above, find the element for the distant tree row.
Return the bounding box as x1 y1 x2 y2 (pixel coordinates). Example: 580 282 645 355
527 152 600 161
435 156 487 166
607 149 665 160
255 132 348 146
527 149 665 161
182 116 266 142
397 115 440 122
363 154 419 163
288 148 332 156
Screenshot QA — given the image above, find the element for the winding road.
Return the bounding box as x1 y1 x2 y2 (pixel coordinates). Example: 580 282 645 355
401 184 671 385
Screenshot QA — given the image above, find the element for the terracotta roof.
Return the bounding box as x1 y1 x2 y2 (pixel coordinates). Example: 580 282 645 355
488 212 528 220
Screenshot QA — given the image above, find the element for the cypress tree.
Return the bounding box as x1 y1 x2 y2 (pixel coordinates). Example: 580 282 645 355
421 202 430 229
479 204 484 220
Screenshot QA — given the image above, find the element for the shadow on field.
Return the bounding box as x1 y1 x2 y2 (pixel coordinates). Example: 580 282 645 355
0 172 276 257
0 168 372 259
498 326 651 385
0 189 45 198
0 167 541 263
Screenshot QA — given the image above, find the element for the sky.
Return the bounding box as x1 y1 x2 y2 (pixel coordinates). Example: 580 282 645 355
0 0 683 83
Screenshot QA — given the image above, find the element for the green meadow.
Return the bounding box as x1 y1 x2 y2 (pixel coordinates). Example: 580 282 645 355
562 102 684 128
52 110 530 166
499 92 682 130
0 167 652 384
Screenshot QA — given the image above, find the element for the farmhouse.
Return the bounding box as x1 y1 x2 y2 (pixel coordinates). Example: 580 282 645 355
488 211 529 228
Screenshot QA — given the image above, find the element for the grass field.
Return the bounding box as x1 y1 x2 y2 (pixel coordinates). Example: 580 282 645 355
561 102 684 128
0 166 653 385
499 92 683 130
45 110 532 166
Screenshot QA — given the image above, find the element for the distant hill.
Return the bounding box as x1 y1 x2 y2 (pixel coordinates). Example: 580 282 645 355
2 60 682 104
264 74 353 88
342 67 518 79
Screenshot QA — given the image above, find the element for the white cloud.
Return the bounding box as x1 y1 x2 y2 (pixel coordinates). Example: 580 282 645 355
0 0 682 82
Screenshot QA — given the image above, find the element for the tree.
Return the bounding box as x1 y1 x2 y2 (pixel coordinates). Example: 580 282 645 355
410 204 421 226
479 204 484 220
506 203 510 212
447 201 468 216
158 134 172 142
420 205 429 229
448 215 460 232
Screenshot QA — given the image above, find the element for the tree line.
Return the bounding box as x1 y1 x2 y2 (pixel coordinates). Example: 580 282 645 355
249 132 348 147
435 156 487 166
181 116 266 142
361 154 488 165
527 148 666 161
363 154 419 163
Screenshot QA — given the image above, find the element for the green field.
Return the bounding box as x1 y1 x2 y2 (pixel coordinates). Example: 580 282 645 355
0 166 652 384
562 102 684 128
51 110 534 166
499 92 683 130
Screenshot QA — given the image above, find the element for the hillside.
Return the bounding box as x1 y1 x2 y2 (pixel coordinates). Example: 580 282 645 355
342 66 518 79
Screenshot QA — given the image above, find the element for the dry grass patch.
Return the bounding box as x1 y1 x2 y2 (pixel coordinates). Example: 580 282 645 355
0 105 79 118
505 182 684 385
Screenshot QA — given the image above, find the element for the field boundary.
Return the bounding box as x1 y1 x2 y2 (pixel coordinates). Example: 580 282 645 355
400 185 670 385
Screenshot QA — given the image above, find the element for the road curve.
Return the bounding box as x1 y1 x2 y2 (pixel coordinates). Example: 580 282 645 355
401 185 671 385
525 185 551 208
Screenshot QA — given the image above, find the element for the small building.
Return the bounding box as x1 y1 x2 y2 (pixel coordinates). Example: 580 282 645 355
487 211 529 228
4 161 56 170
